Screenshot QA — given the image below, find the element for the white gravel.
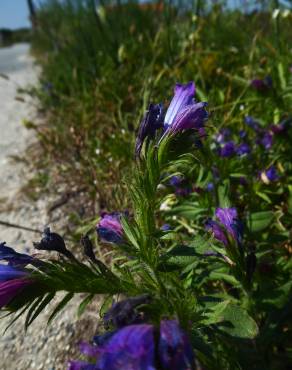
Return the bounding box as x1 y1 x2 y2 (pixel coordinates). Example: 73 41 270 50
0 43 97 370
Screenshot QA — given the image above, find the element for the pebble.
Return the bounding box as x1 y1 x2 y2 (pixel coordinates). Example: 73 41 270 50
0 44 98 370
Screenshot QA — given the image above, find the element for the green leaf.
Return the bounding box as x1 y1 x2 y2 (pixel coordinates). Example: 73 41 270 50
25 296 46 331
247 211 274 232
78 294 94 318
26 293 55 329
205 301 258 338
121 217 140 250
218 180 231 208
99 295 114 318
256 191 272 204
166 204 204 219
47 292 74 325
277 62 286 90
208 271 240 286
4 301 35 333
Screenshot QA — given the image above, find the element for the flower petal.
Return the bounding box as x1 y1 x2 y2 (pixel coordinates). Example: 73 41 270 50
164 82 195 128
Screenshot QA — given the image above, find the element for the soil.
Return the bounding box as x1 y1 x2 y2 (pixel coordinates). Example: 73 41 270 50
0 43 98 370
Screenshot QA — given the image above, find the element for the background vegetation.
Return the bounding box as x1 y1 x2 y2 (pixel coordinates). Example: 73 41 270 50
29 1 292 226
3 1 292 369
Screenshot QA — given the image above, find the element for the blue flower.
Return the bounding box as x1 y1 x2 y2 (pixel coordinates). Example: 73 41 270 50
0 265 28 282
34 227 68 255
69 320 194 370
161 224 172 231
244 116 260 131
135 103 164 157
103 295 150 329
239 130 247 139
97 213 124 244
206 182 214 192
0 242 33 266
207 208 243 246
163 82 208 133
169 175 183 187
68 361 97 370
215 128 231 144
0 278 32 308
159 320 194 370
251 76 272 91
237 143 251 156
261 131 273 150
260 165 279 183
266 166 278 181
219 141 236 157
206 219 228 246
97 324 155 370
215 207 243 244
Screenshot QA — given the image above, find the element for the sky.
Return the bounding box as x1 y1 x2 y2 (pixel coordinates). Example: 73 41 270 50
0 0 30 29
0 0 247 30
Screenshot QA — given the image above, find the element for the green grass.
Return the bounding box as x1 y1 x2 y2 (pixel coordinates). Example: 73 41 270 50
30 0 292 217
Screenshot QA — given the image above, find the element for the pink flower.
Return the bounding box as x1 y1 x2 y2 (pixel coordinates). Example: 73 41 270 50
0 278 31 308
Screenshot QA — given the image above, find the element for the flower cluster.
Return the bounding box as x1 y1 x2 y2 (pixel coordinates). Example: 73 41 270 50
0 243 34 309
69 319 193 370
135 82 208 157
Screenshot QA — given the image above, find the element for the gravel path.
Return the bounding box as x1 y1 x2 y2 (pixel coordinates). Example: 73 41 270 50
0 43 97 370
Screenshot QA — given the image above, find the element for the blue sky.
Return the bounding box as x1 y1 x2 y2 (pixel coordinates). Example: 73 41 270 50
0 0 243 30
0 0 30 29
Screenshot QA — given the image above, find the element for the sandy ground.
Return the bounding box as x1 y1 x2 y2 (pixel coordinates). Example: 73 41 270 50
0 43 96 370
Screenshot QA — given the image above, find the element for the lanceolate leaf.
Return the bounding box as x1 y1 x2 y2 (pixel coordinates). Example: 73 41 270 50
47 292 74 325
247 211 274 232
25 292 55 329
204 301 258 339
78 294 94 318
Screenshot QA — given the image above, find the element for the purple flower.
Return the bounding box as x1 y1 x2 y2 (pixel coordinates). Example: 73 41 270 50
251 76 272 92
0 265 28 282
97 213 124 244
159 320 194 370
0 242 33 266
161 224 172 231
206 219 228 246
93 331 116 346
79 342 100 357
239 130 247 139
164 82 195 128
261 131 273 149
215 208 238 236
244 116 260 131
34 227 69 256
175 187 192 197
97 324 155 370
169 175 183 187
239 176 248 186
215 128 231 144
0 278 31 308
163 82 208 133
237 143 251 156
135 103 164 157
266 167 278 181
214 207 243 244
219 141 236 157
261 166 279 183
70 320 194 370
103 295 150 329
68 361 96 370
270 123 285 134
169 176 191 197
206 182 214 192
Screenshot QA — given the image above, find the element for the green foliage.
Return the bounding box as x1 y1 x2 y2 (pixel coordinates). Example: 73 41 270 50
4 1 291 369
